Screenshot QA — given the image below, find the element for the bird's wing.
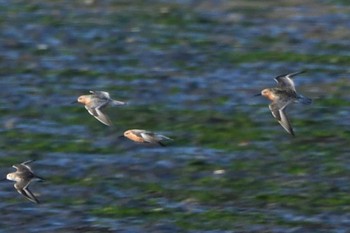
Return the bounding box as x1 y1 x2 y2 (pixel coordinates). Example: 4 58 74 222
85 106 111 126
94 108 112 126
274 71 305 92
140 132 172 143
269 101 295 136
85 105 98 117
21 160 35 172
156 134 173 141
90 91 110 99
140 132 158 143
85 105 112 126
13 164 33 173
12 164 21 171
279 107 294 136
21 160 34 165
22 187 40 204
14 180 39 204
269 102 281 121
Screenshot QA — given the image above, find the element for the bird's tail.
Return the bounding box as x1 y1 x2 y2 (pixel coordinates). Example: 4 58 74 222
158 135 173 147
111 99 126 106
297 95 312 105
35 175 45 181
158 141 166 147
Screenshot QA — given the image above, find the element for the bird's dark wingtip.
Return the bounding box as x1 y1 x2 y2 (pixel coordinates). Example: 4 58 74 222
22 160 35 165
290 130 295 137
289 70 307 77
158 141 166 147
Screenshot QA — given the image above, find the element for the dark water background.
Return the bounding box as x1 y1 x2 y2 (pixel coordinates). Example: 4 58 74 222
0 0 349 232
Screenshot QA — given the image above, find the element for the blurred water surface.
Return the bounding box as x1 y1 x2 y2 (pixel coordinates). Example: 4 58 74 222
0 0 349 232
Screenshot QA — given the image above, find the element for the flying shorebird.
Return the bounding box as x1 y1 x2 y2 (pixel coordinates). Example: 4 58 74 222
6 160 44 204
123 129 173 146
256 71 312 136
76 91 126 126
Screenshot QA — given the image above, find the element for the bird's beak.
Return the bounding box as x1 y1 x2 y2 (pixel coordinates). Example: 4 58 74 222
118 135 125 139
71 100 78 104
254 93 262 97
0 178 8 182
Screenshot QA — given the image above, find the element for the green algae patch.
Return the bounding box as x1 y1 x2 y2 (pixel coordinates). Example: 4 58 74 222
91 205 169 218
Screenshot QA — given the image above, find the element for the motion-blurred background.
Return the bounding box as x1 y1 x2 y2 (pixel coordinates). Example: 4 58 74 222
0 0 349 232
